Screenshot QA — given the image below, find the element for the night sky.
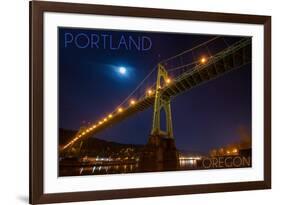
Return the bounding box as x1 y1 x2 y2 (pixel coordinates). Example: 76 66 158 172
59 27 251 154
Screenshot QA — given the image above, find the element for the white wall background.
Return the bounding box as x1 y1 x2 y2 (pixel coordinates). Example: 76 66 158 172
0 0 279 204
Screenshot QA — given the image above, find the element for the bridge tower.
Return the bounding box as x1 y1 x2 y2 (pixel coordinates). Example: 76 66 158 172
151 64 174 138
140 64 178 171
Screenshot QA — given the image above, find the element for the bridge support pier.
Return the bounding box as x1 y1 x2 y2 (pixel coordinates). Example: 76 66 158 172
139 134 179 172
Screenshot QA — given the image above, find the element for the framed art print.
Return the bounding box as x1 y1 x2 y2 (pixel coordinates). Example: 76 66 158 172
30 1 271 204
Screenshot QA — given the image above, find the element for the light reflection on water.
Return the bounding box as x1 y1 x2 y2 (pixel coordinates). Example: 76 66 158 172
179 159 197 168
73 163 139 175
60 159 197 176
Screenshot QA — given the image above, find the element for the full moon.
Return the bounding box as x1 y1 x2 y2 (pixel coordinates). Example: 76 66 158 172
119 67 127 75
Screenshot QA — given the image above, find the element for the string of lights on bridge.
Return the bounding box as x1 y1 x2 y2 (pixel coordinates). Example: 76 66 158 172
62 57 209 150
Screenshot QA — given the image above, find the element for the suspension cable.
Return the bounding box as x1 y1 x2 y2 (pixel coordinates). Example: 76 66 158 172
160 36 220 65
115 65 158 109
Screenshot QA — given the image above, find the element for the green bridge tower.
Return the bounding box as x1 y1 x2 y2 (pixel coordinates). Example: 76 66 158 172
151 63 174 138
140 63 178 171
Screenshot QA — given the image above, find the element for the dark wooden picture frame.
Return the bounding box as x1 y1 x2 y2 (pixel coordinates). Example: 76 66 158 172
30 1 271 204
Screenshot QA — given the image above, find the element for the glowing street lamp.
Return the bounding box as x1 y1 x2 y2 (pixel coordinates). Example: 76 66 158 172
118 108 123 113
130 99 136 105
166 78 171 84
108 114 113 118
200 57 207 64
147 89 153 95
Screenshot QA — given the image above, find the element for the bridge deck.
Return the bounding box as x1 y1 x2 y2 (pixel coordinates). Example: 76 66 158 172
161 38 251 99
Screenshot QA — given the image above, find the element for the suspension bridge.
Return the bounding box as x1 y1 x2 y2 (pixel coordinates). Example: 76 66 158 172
61 36 251 157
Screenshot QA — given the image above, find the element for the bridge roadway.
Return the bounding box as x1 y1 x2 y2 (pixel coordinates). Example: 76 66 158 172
62 38 251 150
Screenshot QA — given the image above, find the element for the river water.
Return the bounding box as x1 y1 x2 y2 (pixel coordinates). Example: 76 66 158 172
59 158 199 176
